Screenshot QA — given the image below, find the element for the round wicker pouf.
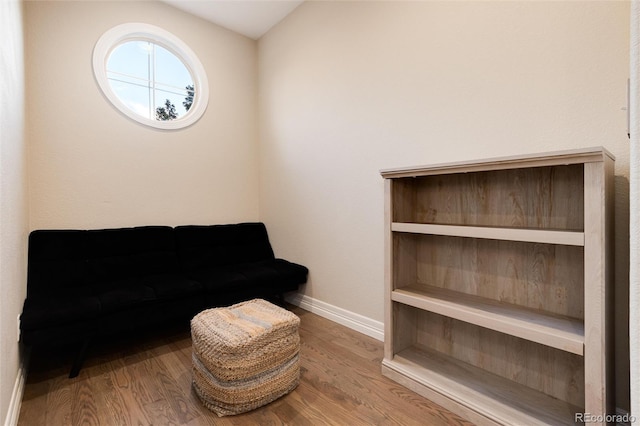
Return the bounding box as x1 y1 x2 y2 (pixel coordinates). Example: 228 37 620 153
191 298 300 416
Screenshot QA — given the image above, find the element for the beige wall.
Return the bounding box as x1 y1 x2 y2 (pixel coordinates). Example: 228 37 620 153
13 0 633 416
0 0 28 423
259 0 630 410
25 0 259 230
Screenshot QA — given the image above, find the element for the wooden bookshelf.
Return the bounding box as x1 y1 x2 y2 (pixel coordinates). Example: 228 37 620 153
381 147 614 425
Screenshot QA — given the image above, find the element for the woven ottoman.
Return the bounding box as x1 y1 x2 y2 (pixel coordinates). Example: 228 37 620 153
191 299 300 416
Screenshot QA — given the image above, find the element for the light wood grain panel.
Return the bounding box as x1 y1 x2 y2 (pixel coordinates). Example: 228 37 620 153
412 165 584 230
380 146 613 178
392 299 417 354
384 179 393 361
583 159 614 419
409 308 585 408
383 346 582 426
381 362 500 426
392 232 418 290
392 286 584 354
604 155 615 416
391 178 417 223
412 234 584 319
392 222 585 246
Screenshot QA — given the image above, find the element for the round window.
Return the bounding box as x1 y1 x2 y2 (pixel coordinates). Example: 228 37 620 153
93 23 209 129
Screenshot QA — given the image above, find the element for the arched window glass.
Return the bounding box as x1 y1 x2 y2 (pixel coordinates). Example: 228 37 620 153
93 23 208 129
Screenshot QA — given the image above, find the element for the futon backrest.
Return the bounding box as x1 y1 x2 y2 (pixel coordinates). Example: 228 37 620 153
86 226 179 282
27 230 88 296
174 223 275 271
27 224 274 294
27 226 181 295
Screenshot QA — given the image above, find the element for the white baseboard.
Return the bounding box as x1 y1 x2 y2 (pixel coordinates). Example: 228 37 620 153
4 361 26 426
285 293 384 342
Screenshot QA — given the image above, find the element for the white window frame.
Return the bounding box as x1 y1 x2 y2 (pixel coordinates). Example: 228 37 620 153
93 23 209 130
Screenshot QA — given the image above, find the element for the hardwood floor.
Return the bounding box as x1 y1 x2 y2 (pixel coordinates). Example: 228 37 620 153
18 305 472 425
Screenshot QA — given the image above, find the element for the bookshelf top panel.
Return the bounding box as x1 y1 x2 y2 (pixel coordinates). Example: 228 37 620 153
380 146 614 179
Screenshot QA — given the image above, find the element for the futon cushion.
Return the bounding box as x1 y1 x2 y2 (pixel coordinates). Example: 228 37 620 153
142 273 203 299
187 265 271 306
265 259 309 290
190 260 308 295
20 292 101 331
94 280 156 313
175 223 275 271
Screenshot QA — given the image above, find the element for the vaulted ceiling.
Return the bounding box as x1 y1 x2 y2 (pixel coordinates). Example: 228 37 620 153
162 0 304 40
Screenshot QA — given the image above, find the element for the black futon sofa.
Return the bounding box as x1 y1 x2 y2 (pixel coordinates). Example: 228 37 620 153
20 222 308 377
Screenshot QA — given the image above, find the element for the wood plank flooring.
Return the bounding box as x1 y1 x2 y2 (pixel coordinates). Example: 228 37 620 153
18 305 472 425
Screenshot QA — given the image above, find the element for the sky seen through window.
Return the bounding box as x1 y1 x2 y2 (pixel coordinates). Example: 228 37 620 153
106 41 194 120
